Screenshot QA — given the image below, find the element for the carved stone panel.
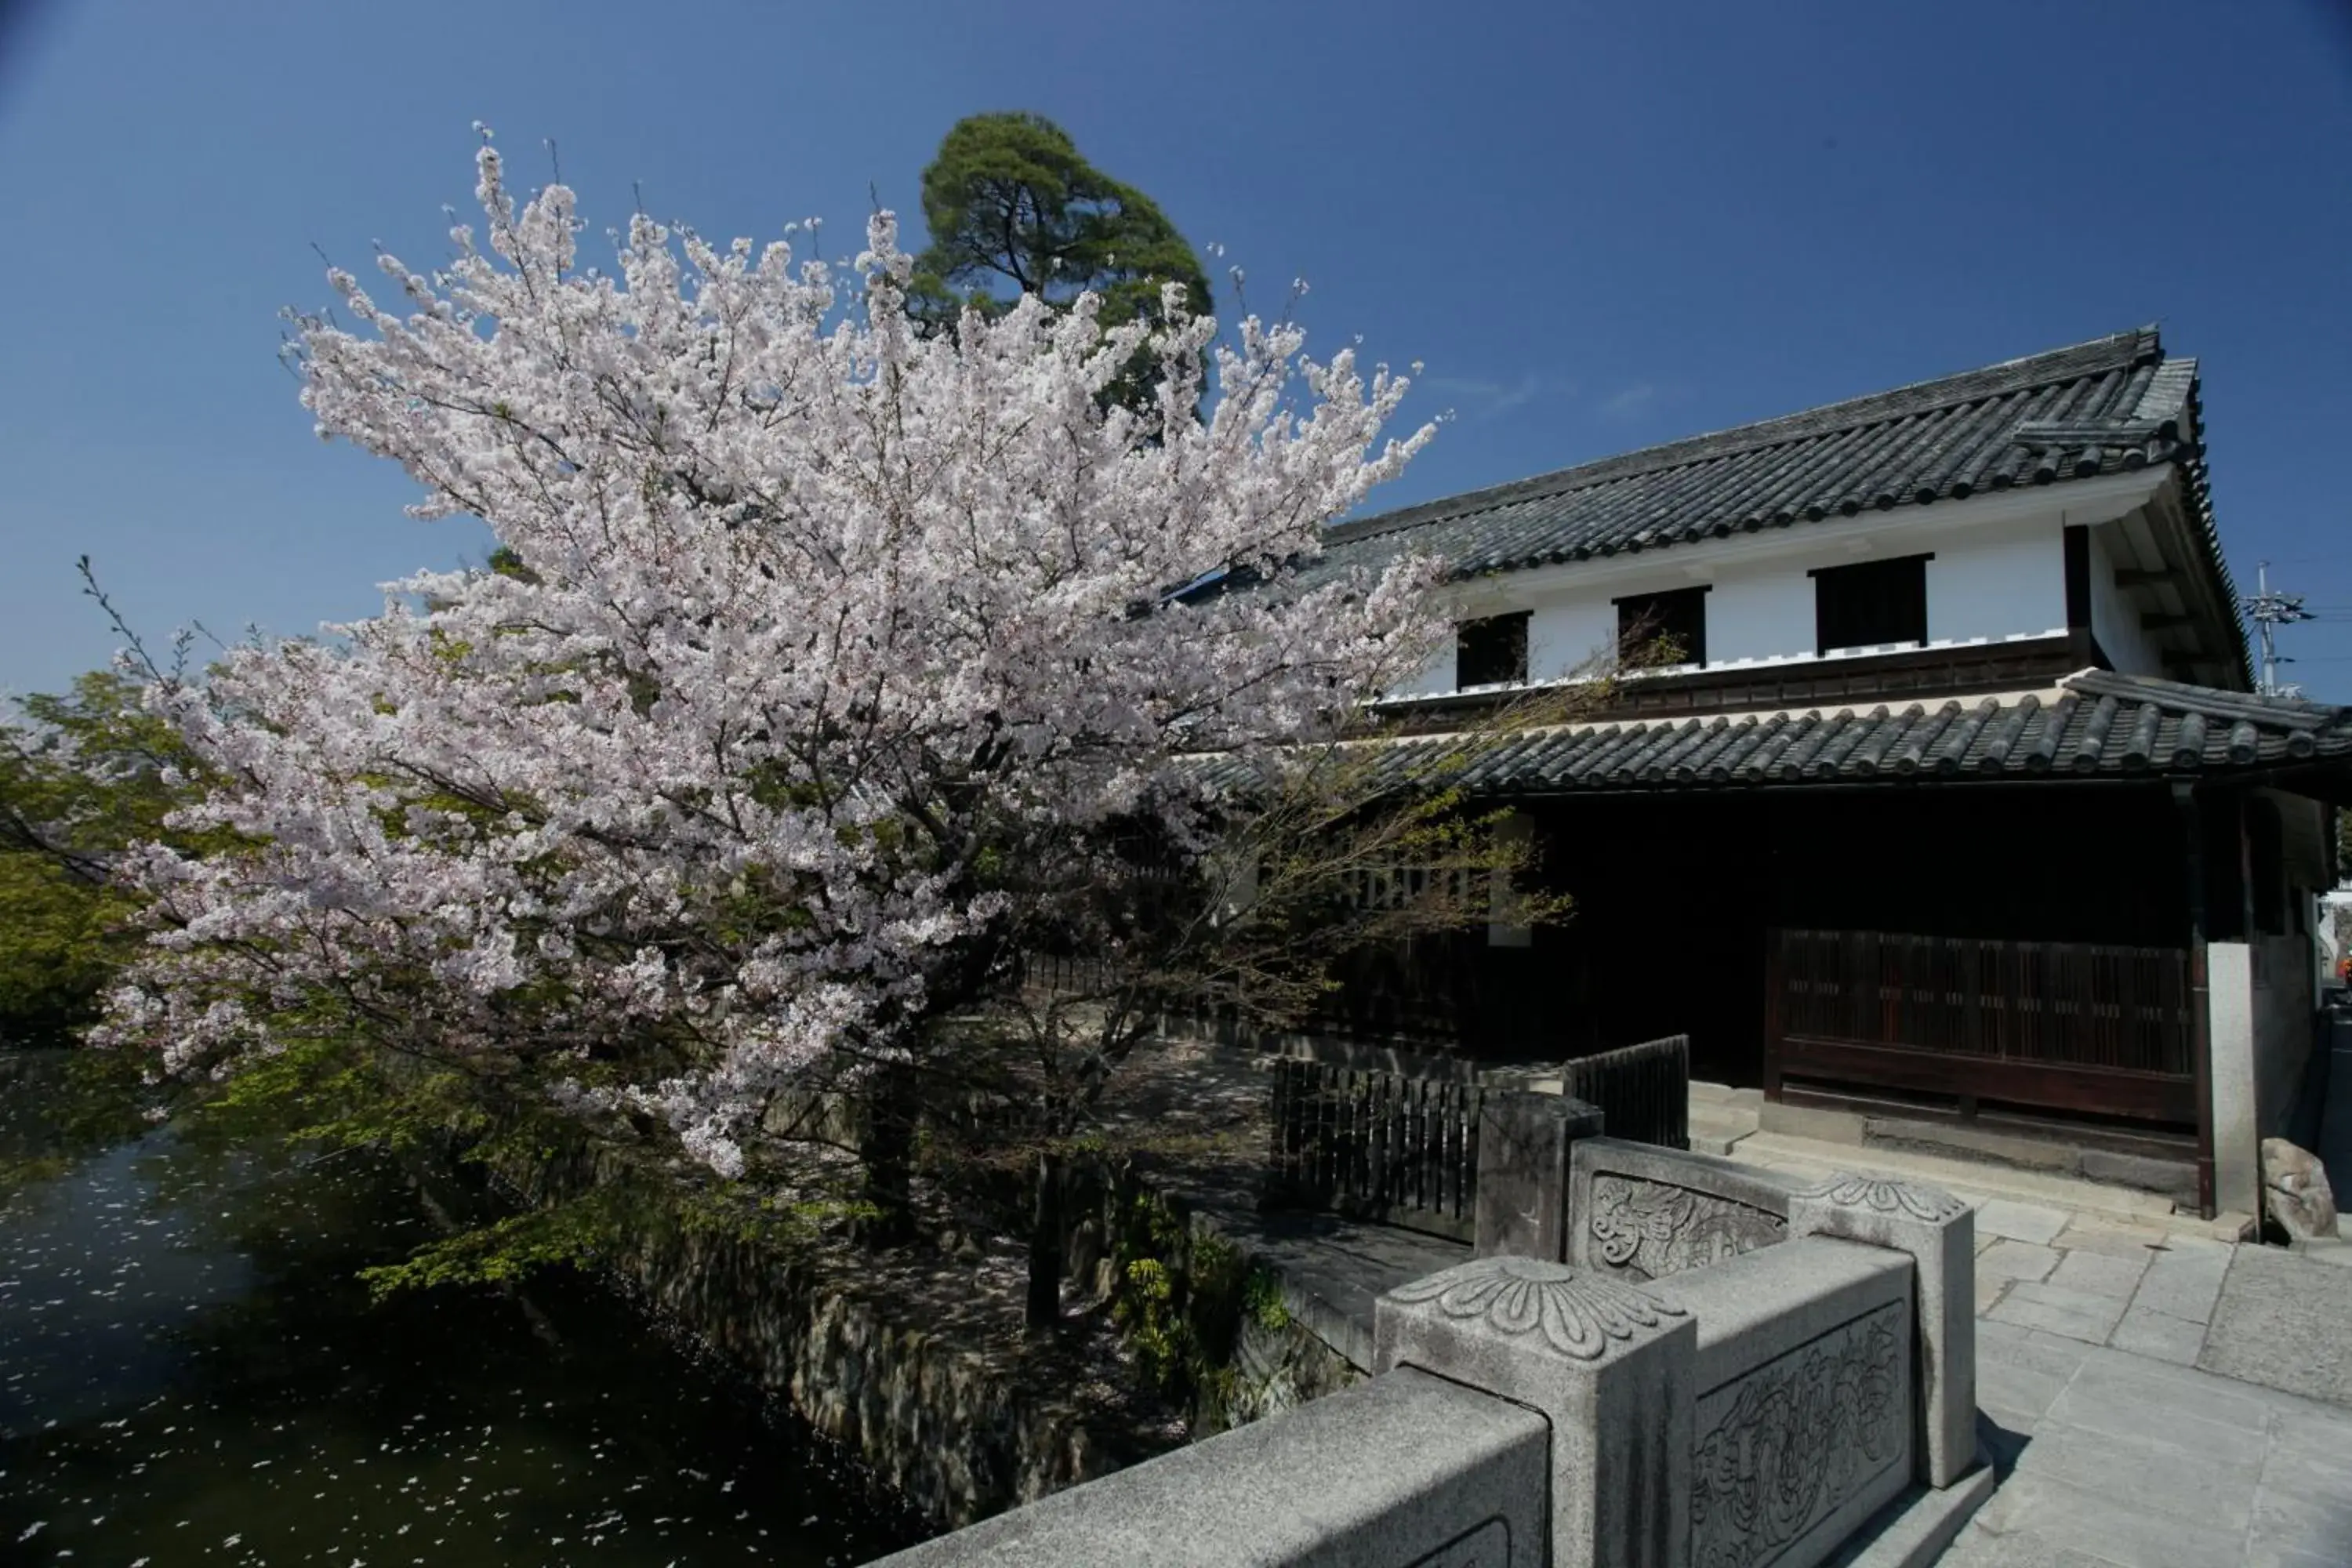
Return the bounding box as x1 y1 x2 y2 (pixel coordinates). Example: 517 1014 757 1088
1688 1299 1906 1568
1384 1255 1688 1362
1404 1517 1513 1567
1588 1174 1788 1282
1791 1171 1971 1225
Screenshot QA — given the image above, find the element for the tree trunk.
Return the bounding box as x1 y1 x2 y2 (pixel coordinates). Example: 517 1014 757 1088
1026 1145 1065 1330
856 1062 916 1244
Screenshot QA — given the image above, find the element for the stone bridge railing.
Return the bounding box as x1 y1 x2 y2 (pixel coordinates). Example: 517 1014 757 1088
873 1139 1994 1568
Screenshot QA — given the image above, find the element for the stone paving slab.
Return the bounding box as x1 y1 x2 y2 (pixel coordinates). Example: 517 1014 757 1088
2133 1243 2232 1326
1986 1281 2129 1345
1946 1345 2352 1567
1979 1239 2061 1285
2049 1217 2174 1260
2045 1248 2147 1301
2199 1244 2352 1406
2107 1303 2206 1366
1975 1199 2071 1247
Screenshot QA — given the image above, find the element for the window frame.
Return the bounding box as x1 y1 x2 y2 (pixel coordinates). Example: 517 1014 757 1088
1613 585 1711 670
1809 553 1933 655
1454 611 1530 690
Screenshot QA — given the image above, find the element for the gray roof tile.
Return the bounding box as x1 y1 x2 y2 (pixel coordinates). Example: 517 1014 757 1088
1196 670 2351 799
1312 325 2216 586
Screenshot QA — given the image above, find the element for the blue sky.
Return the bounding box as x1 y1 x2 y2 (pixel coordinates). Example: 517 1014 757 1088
2 0 2349 699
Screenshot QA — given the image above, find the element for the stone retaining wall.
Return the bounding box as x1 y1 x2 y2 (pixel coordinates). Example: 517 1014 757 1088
471 1127 1363 1530
869 1147 1994 1568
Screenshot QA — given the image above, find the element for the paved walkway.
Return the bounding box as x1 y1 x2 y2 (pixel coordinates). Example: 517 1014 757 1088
1135 1042 2352 1564
1947 1324 2352 1566
1721 1116 2352 1566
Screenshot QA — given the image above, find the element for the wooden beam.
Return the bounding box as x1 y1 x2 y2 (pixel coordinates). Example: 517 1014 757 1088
1772 1036 2198 1126
2141 612 2196 630
2064 525 2093 632
2115 568 2179 588
2175 781 2216 1221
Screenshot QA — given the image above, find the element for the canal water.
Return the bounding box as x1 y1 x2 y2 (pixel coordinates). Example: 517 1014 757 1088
0 1048 915 1566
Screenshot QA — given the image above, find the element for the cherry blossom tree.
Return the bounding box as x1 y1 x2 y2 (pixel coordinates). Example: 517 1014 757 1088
93 135 1465 1219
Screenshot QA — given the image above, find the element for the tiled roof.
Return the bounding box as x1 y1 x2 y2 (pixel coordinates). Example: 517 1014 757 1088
1219 671 2352 797
1319 327 2211 580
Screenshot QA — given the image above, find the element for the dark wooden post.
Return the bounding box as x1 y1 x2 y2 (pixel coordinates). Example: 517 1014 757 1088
1027 1146 1065 1330
2173 782 2217 1219
2062 521 2101 667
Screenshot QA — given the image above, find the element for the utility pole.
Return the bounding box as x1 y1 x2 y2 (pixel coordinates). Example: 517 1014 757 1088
2241 561 2314 697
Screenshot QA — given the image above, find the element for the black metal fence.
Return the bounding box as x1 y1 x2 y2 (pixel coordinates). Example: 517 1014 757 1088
1560 1033 1690 1151
1265 1057 1484 1243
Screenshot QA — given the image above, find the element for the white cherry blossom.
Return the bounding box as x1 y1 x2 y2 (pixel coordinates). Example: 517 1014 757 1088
96 137 1442 1174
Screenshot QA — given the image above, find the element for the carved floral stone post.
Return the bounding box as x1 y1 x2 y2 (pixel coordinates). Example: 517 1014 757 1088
1788 1172 1976 1488
1374 1256 1695 1568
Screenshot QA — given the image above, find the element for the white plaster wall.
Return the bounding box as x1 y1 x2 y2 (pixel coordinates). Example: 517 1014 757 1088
1925 523 2066 646
1389 498 2101 695
1706 565 1817 666
1526 596 1617 683
2087 526 2168 677
1397 647 1456 699
2209 941 2261 1216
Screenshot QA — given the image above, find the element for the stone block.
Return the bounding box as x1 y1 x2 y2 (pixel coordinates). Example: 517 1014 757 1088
1473 1092 1602 1261
1863 1114 2077 1172
1375 1255 1695 1568
2263 1137 2339 1242
1659 1237 1918 1568
2077 1147 2200 1203
1820 1436 1998 1568
1566 1135 1797 1281
1789 1172 1976 1490
868 1365 1548 1566
1759 1099 1869 1144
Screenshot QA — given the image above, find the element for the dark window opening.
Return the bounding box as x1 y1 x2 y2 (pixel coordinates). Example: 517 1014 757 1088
1456 612 1530 688
1812 554 1931 654
1616 586 1708 669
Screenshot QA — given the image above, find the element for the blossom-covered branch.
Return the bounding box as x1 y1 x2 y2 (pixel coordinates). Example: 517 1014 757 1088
96 136 1446 1180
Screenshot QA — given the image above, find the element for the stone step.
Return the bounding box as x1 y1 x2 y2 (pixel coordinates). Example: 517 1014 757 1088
1686 1102 1759 1156
1729 1129 2187 1226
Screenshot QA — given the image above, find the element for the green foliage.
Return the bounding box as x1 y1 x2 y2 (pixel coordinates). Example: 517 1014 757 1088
1105 1191 1254 1414
1242 1264 1291 1333
0 670 209 1044
355 1184 635 1299
195 1034 491 1156
909 112 1211 414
